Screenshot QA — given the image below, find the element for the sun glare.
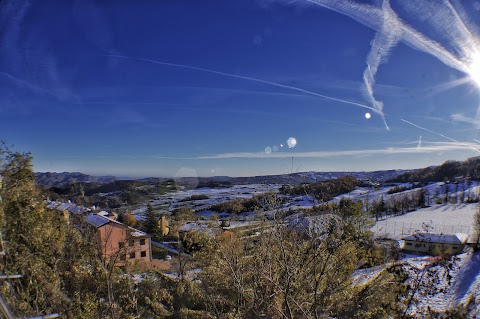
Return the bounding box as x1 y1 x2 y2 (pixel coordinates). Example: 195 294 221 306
469 51 480 87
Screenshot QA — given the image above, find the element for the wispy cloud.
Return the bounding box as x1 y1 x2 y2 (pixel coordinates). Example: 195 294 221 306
451 113 480 128
124 141 479 161
285 0 479 129
197 142 479 159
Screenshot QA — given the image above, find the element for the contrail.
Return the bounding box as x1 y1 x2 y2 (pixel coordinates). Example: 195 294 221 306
401 119 480 154
103 54 378 113
417 135 422 149
298 0 478 128
362 0 400 130
0 71 59 99
303 0 470 73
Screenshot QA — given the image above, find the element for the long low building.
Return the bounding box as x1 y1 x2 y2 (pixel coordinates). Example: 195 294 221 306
401 232 469 256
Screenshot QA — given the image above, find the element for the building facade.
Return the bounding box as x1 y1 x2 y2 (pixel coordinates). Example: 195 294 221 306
87 214 152 266
402 233 468 256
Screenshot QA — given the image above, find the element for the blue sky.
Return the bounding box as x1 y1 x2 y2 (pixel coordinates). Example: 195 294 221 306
1 0 480 177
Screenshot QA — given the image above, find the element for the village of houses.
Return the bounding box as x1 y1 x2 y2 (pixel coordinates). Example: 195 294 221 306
44 178 480 278
36 174 480 316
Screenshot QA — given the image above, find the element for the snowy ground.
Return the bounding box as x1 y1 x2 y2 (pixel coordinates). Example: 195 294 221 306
133 184 281 216
372 203 478 241
402 251 480 317
352 252 480 317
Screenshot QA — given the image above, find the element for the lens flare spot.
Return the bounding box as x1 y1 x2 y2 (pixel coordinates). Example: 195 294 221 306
265 146 272 154
287 137 297 148
273 146 279 152
365 112 371 119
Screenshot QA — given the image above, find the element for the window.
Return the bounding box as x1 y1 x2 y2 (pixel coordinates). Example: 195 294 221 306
120 254 126 261
141 251 147 257
129 252 135 259
129 239 135 247
119 242 124 249
406 243 412 246
140 239 146 245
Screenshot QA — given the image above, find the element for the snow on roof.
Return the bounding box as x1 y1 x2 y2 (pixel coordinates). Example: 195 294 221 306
86 214 111 228
46 201 62 209
68 205 86 214
56 202 73 211
130 231 146 237
86 213 151 237
98 211 109 216
178 221 218 236
402 233 468 244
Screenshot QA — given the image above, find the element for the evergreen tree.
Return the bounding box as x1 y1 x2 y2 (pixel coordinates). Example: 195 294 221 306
0 148 68 316
144 203 160 237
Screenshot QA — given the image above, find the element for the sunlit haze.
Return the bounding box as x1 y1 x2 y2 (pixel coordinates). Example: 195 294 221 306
470 51 480 87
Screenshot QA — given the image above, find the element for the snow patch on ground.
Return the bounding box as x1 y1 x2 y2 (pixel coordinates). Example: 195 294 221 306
372 204 477 240
401 252 480 317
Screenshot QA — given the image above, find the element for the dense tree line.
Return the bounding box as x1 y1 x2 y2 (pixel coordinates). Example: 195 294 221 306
210 191 284 214
369 189 427 219
388 157 480 183
387 184 421 195
280 175 358 201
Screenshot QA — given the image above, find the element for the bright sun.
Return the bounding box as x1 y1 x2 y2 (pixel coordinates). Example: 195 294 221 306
469 51 480 86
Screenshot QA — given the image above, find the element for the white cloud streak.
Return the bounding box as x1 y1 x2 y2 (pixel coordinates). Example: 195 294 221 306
124 141 479 161
197 142 479 159
362 0 400 130
303 0 472 73
295 0 480 128
451 113 480 128
103 54 378 113
401 118 480 154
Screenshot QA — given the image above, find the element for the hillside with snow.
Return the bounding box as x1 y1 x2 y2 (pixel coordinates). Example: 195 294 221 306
403 252 480 317
372 204 477 241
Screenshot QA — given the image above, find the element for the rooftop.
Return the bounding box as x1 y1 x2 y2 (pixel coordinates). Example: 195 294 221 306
402 233 469 244
86 213 151 238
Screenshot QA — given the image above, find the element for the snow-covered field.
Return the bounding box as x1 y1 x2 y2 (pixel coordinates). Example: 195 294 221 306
372 204 478 241
133 184 282 216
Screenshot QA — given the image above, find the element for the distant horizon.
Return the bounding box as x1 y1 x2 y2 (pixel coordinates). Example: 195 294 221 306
31 149 474 178
34 161 433 180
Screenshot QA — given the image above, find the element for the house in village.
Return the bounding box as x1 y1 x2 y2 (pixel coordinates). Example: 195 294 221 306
46 201 72 223
86 213 152 266
401 232 469 256
46 200 89 224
